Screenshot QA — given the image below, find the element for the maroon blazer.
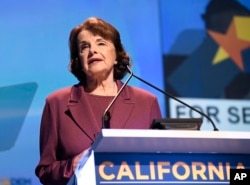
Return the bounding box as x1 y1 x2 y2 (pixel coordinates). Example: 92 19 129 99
35 80 162 185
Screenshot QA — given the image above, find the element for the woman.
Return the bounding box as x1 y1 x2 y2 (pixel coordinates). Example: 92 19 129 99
35 17 162 185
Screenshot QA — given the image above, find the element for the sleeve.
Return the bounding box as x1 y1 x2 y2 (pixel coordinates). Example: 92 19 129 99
35 99 74 185
150 96 162 124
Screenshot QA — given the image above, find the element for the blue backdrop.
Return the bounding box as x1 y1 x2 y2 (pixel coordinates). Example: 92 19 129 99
0 0 249 184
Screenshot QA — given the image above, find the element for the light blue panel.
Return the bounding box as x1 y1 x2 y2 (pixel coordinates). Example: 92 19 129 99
0 0 163 184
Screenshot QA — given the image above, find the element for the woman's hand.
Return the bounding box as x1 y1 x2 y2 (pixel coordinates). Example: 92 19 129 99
72 147 91 171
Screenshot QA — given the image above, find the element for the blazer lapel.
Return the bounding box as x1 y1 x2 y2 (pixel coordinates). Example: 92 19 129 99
67 81 135 138
67 84 100 141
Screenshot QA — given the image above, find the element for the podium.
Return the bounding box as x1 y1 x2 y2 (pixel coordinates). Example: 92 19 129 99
71 129 250 185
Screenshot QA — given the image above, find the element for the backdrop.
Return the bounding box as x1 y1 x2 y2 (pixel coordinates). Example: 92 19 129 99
0 0 249 184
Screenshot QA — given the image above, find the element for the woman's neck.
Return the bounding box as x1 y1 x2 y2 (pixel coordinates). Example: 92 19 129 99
85 79 118 96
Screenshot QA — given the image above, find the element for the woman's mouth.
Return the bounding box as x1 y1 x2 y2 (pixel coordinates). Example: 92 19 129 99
88 58 103 65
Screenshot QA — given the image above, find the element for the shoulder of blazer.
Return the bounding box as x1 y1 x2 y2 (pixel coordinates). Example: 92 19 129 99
118 80 157 100
126 85 157 99
45 84 81 103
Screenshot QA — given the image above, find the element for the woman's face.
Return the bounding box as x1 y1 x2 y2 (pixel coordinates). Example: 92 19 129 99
77 30 117 79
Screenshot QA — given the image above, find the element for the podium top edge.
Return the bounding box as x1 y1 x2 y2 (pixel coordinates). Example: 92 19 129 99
91 129 250 154
100 129 250 139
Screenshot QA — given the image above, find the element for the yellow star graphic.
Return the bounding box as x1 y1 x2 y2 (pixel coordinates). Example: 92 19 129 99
207 16 250 71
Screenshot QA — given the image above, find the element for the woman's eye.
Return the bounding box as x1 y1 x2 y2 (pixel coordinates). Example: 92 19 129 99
98 42 105 46
80 44 89 52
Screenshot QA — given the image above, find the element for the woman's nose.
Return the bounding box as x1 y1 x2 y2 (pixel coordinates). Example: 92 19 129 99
89 45 98 54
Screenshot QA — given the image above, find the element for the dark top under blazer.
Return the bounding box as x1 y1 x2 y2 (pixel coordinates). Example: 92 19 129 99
35 80 162 185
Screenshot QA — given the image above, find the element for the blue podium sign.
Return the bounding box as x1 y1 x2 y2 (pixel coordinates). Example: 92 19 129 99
70 129 250 185
95 153 250 184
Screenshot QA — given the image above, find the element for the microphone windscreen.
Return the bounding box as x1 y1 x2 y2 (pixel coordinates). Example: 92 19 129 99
121 59 129 66
117 60 129 71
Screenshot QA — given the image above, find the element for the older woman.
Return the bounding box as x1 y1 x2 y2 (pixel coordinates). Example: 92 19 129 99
35 17 162 185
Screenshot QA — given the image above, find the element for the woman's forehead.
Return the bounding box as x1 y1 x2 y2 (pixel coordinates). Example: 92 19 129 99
77 30 112 43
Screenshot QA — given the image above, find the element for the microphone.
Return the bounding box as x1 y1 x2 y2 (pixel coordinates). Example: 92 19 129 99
102 62 133 129
120 60 219 131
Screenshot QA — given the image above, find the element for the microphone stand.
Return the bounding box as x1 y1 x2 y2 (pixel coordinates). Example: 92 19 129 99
102 67 133 129
126 66 219 131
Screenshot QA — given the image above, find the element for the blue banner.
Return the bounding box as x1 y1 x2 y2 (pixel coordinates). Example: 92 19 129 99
94 153 250 185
